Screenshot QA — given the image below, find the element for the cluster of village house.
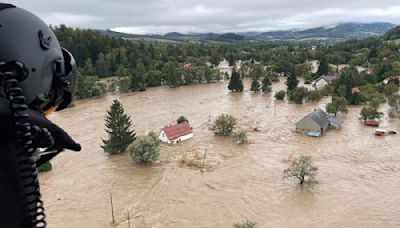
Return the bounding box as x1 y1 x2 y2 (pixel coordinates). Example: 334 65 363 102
159 109 344 142
159 59 400 142
158 108 344 143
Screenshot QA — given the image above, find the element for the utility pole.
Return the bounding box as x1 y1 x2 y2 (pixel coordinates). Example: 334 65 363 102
128 209 131 228
110 192 115 224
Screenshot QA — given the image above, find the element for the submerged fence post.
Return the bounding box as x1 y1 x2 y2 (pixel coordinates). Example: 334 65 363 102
128 209 131 228
110 192 115 224
202 149 208 168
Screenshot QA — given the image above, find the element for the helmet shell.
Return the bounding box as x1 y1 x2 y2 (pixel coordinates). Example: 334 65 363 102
0 4 64 108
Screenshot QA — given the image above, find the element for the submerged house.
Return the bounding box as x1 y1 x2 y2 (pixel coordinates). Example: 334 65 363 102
158 122 193 144
313 75 340 89
295 108 343 137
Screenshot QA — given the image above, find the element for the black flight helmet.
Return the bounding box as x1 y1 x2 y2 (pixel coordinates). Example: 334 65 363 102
0 3 77 114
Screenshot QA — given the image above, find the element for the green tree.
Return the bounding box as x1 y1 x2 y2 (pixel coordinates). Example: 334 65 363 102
76 74 98 99
204 67 213 83
249 64 264 80
90 81 107 97
388 94 400 112
146 69 162 87
233 221 257 228
274 90 286 100
132 63 147 91
129 133 160 163
289 87 309 104
250 79 261 93
369 97 382 108
118 76 131 93
261 75 272 93
232 130 248 144
317 57 329 76
102 100 136 154
383 83 399 97
164 61 179 87
363 73 377 84
283 155 318 185
213 114 237 136
360 107 383 122
228 69 244 92
326 96 348 116
211 48 221 66
81 58 95 76
177 115 188 124
95 53 109 77
227 53 235 66
285 73 299 92
108 79 118 92
307 90 322 102
116 65 131 78
339 66 360 103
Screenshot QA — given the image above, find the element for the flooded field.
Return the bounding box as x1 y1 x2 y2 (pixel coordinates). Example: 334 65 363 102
41 79 400 228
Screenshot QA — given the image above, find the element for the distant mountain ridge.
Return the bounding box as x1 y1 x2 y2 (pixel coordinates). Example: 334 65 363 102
256 22 396 40
103 22 396 41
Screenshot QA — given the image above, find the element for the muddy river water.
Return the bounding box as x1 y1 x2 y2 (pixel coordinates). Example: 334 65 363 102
41 79 400 227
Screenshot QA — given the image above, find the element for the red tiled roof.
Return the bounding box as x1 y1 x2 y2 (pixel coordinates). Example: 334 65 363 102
162 122 192 140
183 63 192 68
366 119 380 126
352 87 360 93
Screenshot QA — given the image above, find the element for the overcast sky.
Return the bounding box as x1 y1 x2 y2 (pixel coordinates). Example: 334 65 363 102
8 0 400 34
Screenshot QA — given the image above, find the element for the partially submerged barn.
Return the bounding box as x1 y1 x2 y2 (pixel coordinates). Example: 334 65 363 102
158 122 193 144
295 108 343 137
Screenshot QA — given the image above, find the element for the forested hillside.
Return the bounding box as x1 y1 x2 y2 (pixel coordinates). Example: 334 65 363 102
52 24 400 101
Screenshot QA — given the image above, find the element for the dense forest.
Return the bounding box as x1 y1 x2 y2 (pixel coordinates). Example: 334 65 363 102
52 24 400 107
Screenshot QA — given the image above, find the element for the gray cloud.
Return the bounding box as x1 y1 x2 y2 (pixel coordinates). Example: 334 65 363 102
8 0 400 34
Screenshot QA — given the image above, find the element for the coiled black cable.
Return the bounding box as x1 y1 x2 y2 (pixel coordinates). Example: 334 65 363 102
1 70 50 228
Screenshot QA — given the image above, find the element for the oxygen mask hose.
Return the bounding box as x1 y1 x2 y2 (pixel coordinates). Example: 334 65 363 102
1 67 51 227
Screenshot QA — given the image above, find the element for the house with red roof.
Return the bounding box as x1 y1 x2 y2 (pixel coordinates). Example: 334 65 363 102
158 122 193 144
351 86 360 94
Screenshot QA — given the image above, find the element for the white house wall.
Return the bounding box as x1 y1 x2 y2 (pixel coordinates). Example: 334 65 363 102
179 133 193 142
158 131 193 144
158 130 170 143
315 79 328 89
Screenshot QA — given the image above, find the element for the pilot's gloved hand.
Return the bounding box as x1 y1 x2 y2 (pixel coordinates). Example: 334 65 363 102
26 108 81 152
0 97 81 152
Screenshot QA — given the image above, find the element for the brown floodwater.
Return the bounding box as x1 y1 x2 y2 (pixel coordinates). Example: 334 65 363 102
40 79 400 228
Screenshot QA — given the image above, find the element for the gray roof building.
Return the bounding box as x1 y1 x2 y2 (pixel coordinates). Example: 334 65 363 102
295 108 343 137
